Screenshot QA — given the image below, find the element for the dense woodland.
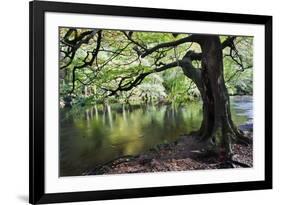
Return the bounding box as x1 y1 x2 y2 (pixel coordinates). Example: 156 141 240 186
59 28 253 167
59 29 252 105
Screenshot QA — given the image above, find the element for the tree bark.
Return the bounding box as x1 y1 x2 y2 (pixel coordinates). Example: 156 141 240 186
181 35 249 159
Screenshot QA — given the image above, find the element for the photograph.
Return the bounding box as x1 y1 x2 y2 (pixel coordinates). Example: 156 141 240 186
29 1 272 203
59 28 254 177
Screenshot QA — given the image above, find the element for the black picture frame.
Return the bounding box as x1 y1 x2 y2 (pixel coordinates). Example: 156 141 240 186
29 0 272 204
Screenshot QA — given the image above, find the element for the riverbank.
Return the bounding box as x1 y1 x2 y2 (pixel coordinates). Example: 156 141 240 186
83 126 253 175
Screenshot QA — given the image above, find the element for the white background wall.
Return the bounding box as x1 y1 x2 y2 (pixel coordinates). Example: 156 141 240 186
0 0 279 204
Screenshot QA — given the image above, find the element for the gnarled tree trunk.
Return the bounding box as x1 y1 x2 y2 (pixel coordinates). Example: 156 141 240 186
181 35 249 159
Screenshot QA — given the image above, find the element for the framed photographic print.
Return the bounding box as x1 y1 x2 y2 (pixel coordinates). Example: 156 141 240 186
29 0 272 204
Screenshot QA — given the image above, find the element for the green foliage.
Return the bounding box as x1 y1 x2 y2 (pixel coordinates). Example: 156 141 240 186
223 37 253 95
59 28 253 107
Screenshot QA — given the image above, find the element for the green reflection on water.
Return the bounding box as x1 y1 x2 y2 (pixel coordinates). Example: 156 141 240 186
59 96 251 176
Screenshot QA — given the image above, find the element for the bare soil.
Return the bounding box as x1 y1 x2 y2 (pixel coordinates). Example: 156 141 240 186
83 131 253 175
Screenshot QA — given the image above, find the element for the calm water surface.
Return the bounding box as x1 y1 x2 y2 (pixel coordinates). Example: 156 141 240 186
60 96 252 176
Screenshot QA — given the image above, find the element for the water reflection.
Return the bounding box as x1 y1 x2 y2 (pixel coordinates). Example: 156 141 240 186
60 96 252 176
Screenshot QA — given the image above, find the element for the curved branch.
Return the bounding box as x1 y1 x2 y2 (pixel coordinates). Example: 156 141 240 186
141 34 201 58
60 29 99 70
104 61 180 96
180 51 202 89
68 30 102 94
226 66 252 83
223 37 253 83
122 31 147 51
221 36 236 49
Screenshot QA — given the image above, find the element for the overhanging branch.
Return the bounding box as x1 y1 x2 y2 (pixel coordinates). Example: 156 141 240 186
104 61 180 96
141 34 201 58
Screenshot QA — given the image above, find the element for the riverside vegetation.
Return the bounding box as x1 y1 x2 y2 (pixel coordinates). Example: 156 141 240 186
59 28 253 176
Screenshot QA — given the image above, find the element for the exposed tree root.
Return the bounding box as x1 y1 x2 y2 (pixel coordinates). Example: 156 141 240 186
218 156 251 168
236 134 252 146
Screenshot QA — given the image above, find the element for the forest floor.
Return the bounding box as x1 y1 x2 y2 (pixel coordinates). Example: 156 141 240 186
84 125 253 175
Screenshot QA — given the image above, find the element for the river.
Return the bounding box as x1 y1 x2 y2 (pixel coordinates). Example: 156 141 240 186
59 95 253 176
